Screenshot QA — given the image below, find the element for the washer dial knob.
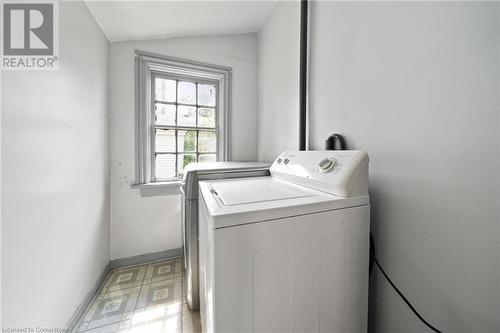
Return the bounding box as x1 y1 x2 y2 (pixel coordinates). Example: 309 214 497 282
318 158 336 173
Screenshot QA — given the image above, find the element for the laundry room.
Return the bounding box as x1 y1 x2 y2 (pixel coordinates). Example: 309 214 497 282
1 1 499 333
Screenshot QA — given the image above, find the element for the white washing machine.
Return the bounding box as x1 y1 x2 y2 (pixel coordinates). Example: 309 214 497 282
198 151 370 333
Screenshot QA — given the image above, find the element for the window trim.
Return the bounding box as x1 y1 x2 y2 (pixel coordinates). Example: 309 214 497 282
134 51 232 187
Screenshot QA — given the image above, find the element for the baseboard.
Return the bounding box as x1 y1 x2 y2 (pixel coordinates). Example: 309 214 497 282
66 262 111 332
109 248 183 270
66 247 183 332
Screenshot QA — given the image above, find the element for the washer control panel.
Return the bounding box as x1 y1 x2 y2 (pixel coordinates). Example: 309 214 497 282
270 150 369 197
318 157 336 173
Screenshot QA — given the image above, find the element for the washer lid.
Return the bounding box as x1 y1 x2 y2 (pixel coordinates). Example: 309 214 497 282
210 177 319 206
199 177 369 229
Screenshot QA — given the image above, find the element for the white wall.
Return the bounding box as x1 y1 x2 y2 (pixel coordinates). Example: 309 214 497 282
1 2 109 327
109 34 259 259
307 2 499 332
258 1 300 162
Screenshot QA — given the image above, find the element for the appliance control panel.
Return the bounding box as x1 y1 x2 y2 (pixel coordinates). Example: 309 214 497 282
270 150 369 197
318 157 336 173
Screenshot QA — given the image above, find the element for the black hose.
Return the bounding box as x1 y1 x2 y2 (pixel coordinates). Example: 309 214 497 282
325 134 346 150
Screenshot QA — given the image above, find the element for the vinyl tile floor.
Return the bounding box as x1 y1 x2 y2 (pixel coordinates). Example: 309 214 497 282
73 257 201 333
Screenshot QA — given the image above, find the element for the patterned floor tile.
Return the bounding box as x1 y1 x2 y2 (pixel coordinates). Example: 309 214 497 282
74 257 200 333
78 288 139 331
137 276 183 309
79 322 120 333
101 266 147 294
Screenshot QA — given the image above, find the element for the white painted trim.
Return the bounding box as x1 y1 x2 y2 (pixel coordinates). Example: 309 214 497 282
130 181 182 197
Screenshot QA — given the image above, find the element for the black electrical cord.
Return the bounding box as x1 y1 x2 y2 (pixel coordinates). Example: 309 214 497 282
324 135 442 332
370 234 443 333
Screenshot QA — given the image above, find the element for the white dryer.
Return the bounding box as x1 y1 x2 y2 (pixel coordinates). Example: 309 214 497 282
198 151 370 333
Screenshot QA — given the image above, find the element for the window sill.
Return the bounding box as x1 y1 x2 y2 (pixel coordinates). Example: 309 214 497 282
131 181 182 197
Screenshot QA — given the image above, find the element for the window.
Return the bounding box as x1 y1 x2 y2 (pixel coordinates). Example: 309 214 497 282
135 52 231 185
153 76 218 179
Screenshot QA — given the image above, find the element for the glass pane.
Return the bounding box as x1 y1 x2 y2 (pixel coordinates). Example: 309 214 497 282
199 131 216 153
177 154 197 177
178 81 196 105
155 78 176 102
198 84 216 107
155 129 176 152
198 108 216 128
155 154 176 179
155 104 176 126
178 105 196 127
177 130 197 152
198 154 216 163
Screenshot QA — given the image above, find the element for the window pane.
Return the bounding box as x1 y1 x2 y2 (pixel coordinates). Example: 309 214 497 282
198 154 216 163
155 104 176 126
199 131 216 152
178 105 196 127
178 130 197 152
178 154 197 177
155 78 176 102
155 129 176 152
178 81 196 105
155 154 176 179
198 84 216 107
198 108 216 128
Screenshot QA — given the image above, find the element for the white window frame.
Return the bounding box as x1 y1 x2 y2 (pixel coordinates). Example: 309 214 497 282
134 51 231 190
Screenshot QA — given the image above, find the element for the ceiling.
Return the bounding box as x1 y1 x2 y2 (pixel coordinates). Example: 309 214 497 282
85 1 278 42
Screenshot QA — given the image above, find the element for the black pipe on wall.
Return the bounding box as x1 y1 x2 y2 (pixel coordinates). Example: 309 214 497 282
299 0 308 151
